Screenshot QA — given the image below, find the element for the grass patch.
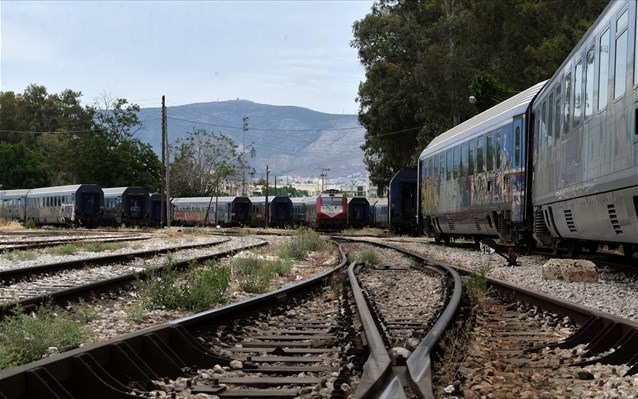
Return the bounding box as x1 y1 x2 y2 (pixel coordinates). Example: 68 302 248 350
463 263 492 301
0 304 91 371
83 242 128 252
0 220 25 230
277 228 327 261
359 250 381 266
4 250 37 261
70 299 97 323
47 244 78 255
134 257 231 312
25 219 37 229
232 256 293 294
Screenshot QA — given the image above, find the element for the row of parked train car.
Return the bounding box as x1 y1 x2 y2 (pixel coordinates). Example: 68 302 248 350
0 185 392 231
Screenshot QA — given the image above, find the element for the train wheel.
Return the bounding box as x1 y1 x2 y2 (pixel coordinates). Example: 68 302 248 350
623 244 636 259
565 240 581 258
443 236 451 246
585 242 598 253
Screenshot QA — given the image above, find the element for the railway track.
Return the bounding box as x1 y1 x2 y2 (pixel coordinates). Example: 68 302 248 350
1 234 636 397
0 234 156 253
0 236 265 314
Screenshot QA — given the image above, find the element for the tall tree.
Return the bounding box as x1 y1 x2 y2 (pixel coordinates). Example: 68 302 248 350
0 143 50 189
169 128 253 197
353 0 608 189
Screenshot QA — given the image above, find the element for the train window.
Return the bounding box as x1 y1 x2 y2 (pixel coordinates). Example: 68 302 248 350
427 158 436 183
469 140 475 175
460 143 467 177
477 137 484 173
453 147 459 178
433 157 438 182
446 151 452 181
599 27 610 110
439 154 445 182
547 92 554 144
574 58 583 126
540 100 547 150
554 84 562 139
614 9 628 100
564 72 572 134
585 45 595 119
486 133 494 171
496 131 501 169
515 127 521 166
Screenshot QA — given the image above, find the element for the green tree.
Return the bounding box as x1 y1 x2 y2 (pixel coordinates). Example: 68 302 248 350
169 128 253 197
0 143 50 189
353 0 607 188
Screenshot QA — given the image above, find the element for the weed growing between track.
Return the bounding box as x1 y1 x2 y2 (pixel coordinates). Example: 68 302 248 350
0 303 90 371
277 227 328 261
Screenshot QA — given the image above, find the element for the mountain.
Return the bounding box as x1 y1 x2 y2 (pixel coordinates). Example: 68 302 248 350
136 100 366 178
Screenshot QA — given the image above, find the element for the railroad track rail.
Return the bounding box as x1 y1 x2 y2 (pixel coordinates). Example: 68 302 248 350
0 241 349 399
349 237 638 396
0 234 156 253
0 237 265 314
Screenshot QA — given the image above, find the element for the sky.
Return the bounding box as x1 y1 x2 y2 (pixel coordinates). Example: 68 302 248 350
0 0 375 114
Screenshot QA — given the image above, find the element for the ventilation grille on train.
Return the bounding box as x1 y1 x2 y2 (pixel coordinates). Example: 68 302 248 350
474 217 481 231
608 204 623 234
563 209 577 233
534 210 548 235
447 217 455 231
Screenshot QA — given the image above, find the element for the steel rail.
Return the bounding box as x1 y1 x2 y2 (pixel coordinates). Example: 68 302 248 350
0 241 349 399
0 238 232 282
353 237 638 378
0 235 153 253
0 239 263 315
339 237 463 398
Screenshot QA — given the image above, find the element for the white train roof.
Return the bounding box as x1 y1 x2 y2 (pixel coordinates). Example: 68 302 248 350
27 184 101 196
419 80 547 158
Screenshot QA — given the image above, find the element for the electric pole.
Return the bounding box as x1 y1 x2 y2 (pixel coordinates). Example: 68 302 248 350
265 165 271 228
161 96 166 227
242 115 249 196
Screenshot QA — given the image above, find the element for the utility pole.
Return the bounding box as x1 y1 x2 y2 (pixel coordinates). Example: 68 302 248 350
242 115 249 195
162 96 173 227
320 168 330 191
160 96 166 228
265 165 271 228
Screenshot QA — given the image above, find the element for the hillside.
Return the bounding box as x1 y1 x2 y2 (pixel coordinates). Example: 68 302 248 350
136 100 366 178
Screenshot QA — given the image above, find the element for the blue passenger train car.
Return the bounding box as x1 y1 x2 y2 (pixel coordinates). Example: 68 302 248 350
418 81 546 246
26 184 104 227
388 168 418 235
530 0 638 256
369 198 388 230
101 187 149 227
0 189 30 223
347 197 370 228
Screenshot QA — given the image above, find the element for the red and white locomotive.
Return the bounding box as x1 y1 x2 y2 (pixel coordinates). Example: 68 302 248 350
304 189 348 231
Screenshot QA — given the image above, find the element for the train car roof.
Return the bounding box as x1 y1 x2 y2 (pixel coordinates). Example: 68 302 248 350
347 197 370 204
27 184 102 196
102 187 149 196
171 197 236 204
368 197 388 206
420 80 547 158
0 189 31 199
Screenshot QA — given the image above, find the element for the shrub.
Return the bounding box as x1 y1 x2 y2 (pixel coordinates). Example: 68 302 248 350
277 228 327 261
464 263 492 301
5 250 37 261
48 244 78 255
71 299 97 323
0 304 90 371
233 256 272 293
134 257 231 312
182 261 231 311
359 250 381 266
25 219 37 229
83 242 127 252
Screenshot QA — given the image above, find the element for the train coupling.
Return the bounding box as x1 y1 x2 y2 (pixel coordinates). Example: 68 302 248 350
480 238 521 266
